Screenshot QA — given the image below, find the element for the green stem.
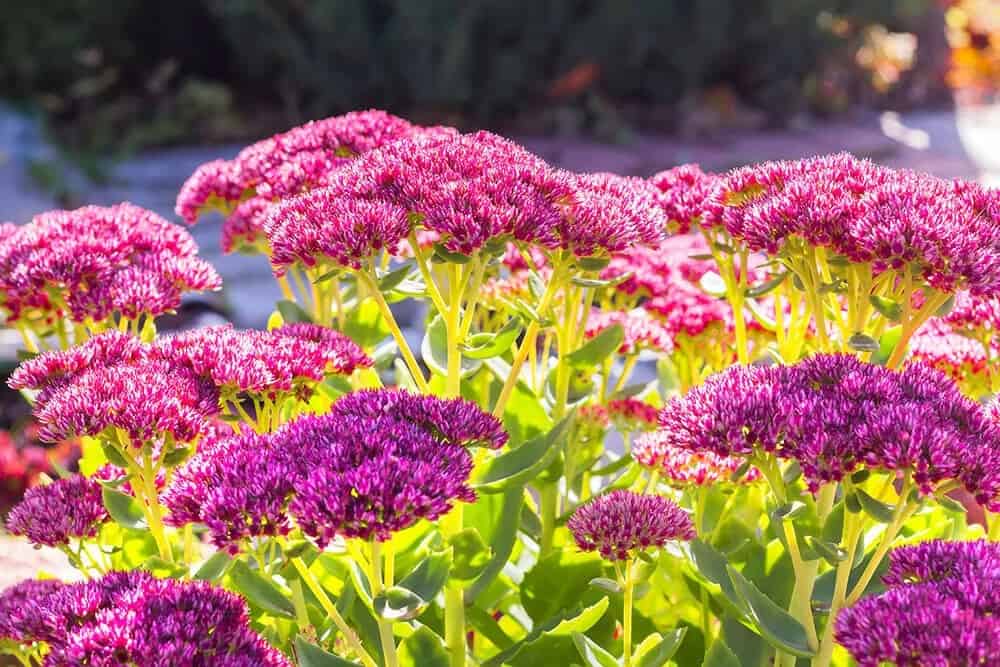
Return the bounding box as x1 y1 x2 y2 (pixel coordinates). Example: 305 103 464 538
539 483 559 556
622 559 635 667
370 541 399 667
140 451 172 562
291 557 378 667
359 269 429 393
290 577 312 630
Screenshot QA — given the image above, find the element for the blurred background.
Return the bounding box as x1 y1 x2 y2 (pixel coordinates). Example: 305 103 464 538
0 0 998 585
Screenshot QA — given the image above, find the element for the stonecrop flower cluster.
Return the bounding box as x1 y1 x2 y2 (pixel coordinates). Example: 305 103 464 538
3 107 1000 667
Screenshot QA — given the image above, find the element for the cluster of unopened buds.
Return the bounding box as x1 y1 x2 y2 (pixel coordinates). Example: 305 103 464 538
1 108 999 667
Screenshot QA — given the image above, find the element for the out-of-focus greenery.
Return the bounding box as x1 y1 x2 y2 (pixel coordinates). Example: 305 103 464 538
0 0 931 152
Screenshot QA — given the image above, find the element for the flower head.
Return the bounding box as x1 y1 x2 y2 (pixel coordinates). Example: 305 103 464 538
714 154 1000 295
6 474 108 547
606 398 660 432
289 414 475 544
3 572 290 666
648 164 721 233
633 431 761 486
154 324 370 401
163 429 303 552
567 490 695 561
176 110 419 222
0 203 220 324
836 540 1000 667
0 578 65 642
329 388 508 449
557 172 666 256
585 309 674 356
656 355 1000 501
835 584 1000 667
908 319 989 390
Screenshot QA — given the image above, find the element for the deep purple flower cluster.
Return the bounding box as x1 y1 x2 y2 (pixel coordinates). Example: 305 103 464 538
164 388 496 549
567 490 695 561
712 153 1000 295
648 164 721 233
0 578 64 643
656 354 1000 504
328 388 508 449
162 429 303 551
835 540 1000 666
0 203 220 323
6 474 107 548
0 571 290 666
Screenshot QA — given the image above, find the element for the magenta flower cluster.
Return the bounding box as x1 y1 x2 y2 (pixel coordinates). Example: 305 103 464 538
712 153 1000 294
835 540 1000 666
5 474 107 547
567 490 695 561
656 354 1000 504
164 389 498 549
9 325 370 443
0 203 220 323
632 431 762 487
0 571 290 666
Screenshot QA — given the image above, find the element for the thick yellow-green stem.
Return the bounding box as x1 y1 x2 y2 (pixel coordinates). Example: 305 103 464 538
622 560 635 667
370 541 399 667
359 270 429 393
291 557 378 667
492 262 566 417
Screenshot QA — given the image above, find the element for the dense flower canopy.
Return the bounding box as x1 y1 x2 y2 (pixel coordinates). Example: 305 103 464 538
633 431 761 487
0 572 290 666
836 540 1000 667
165 389 498 549
568 490 695 561
656 354 1000 503
712 153 1000 294
0 203 220 323
5 474 107 547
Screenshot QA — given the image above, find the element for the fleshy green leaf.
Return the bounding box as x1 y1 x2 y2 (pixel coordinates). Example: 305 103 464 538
277 299 313 324
102 487 148 530
547 596 609 636
571 272 633 288
634 628 687 667
398 626 449 667
854 488 896 523
577 256 611 271
745 272 787 298
589 577 623 595
377 263 414 291
703 639 741 667
467 486 524 603
343 298 391 349
295 636 362 666
473 415 573 493
699 272 728 296
566 324 623 368
193 551 231 581
847 332 880 353
462 316 523 360
805 536 848 565
869 295 902 321
422 314 481 378
447 529 491 581
727 565 815 657
572 632 619 667
373 586 426 621
399 548 452 602
230 561 295 619
431 243 472 264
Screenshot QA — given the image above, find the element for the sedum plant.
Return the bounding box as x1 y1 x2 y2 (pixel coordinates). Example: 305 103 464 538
2 109 1000 667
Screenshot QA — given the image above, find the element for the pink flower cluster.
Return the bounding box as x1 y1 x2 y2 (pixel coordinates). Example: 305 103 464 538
713 153 1000 295
648 164 722 233
633 431 761 486
0 203 220 323
585 309 674 355
9 325 370 444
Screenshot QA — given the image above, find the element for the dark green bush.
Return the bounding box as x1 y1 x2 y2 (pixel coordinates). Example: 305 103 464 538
0 0 930 149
